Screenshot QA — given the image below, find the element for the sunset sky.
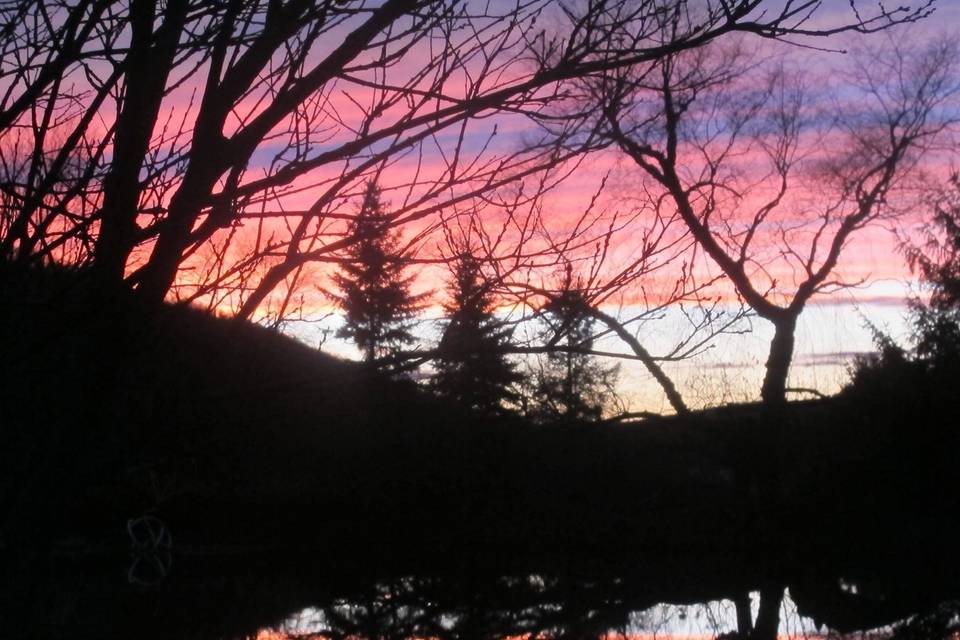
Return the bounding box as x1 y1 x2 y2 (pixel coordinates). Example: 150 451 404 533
4 0 956 412
7 5 960 640
6 4 960 635
251 0 960 412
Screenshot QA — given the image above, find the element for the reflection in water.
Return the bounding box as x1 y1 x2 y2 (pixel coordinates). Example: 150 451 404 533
11 549 958 640
243 576 867 640
259 599 768 639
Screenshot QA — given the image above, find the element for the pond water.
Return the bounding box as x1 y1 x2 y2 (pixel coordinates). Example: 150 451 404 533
10 539 958 639
253 584 831 640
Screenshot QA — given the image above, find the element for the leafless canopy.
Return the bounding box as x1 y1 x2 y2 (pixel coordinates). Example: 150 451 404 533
524 23 960 404
0 0 944 408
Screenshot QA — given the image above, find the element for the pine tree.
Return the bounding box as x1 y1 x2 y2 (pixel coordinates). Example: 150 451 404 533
331 181 424 368
433 252 521 417
908 174 960 371
528 275 621 423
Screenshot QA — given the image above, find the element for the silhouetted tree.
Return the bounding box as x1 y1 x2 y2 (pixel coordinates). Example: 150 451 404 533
528 273 621 422
433 252 521 417
572 35 958 405
851 172 960 388
331 181 424 367
908 173 960 372
0 0 930 318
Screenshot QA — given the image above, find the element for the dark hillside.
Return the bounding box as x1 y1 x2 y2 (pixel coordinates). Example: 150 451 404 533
0 263 504 552
2 263 960 635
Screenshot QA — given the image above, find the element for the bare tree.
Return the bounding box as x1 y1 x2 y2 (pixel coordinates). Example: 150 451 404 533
578 33 959 404
0 0 175 263
460 180 750 416
0 0 936 324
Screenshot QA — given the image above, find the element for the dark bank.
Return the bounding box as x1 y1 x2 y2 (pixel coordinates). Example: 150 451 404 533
2 263 959 639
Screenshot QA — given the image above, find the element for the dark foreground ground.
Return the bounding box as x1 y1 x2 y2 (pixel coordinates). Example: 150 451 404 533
2 264 959 639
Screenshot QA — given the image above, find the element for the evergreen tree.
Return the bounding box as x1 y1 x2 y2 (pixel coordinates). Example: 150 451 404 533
433 252 521 417
849 173 960 388
528 274 621 422
907 174 960 372
331 181 424 368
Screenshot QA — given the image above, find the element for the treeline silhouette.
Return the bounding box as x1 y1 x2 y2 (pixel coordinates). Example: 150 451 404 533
327 180 620 423
3 174 960 640
14 561 953 640
0 0 951 420
3 243 960 637
2 2 960 637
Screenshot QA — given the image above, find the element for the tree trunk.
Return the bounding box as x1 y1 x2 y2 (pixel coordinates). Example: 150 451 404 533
734 591 753 637
134 161 222 304
760 316 797 406
134 202 198 303
93 0 187 283
751 584 784 640
238 266 286 320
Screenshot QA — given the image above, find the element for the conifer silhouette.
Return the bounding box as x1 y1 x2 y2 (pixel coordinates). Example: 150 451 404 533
433 252 521 416
331 181 424 368
529 269 621 422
